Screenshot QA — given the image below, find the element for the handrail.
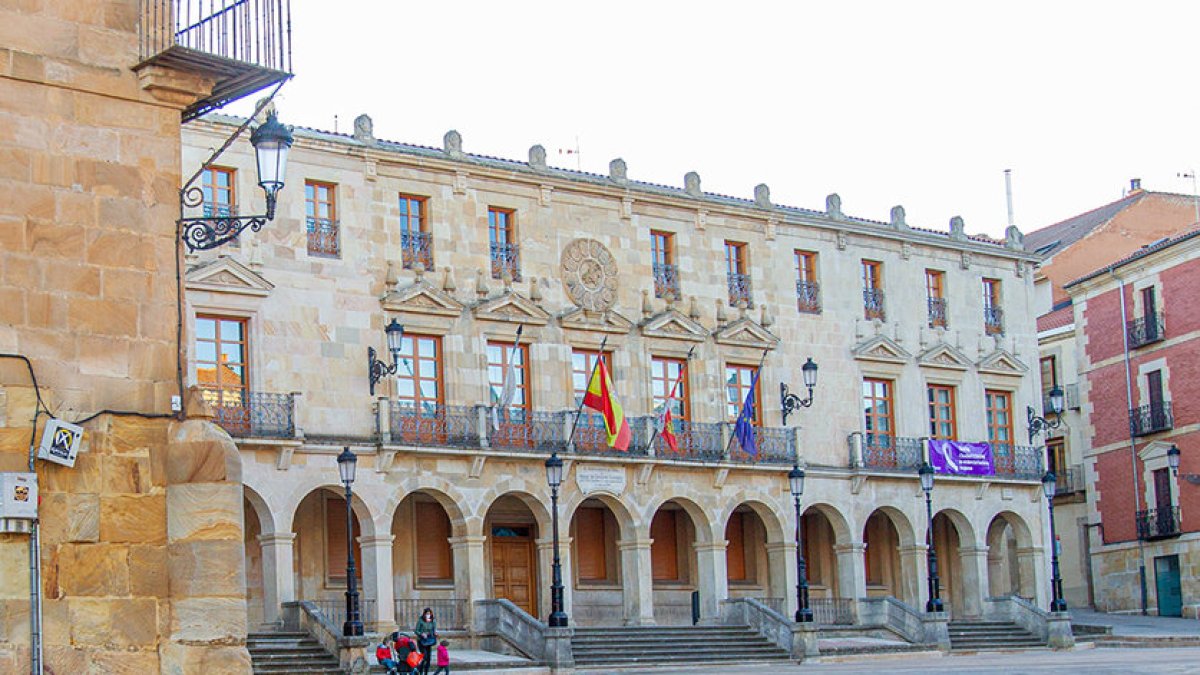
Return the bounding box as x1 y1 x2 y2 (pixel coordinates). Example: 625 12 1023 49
720 597 794 654
858 596 927 644
474 598 547 660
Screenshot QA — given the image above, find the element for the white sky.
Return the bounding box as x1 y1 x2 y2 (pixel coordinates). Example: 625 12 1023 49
227 0 1200 238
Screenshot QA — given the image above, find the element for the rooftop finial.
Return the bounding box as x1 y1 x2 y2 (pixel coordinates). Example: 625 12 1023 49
684 171 702 197
609 158 627 183
529 144 547 170
890 205 907 229
826 193 842 218
949 215 967 241
754 183 771 209
444 130 463 157
353 114 374 144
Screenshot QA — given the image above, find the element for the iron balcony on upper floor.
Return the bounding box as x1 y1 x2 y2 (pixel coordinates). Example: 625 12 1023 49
1136 507 1181 541
927 297 948 328
849 433 1044 481
727 272 753 308
796 280 821 314
653 263 681 300
1130 402 1173 437
984 306 1004 335
400 231 434 271
211 391 297 439
863 288 885 321
1127 312 1165 349
490 242 521 281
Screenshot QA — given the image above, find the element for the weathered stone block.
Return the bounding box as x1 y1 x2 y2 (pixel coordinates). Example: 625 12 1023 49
0 598 31 645
67 598 111 645
167 420 242 485
159 642 253 675
40 599 70 646
102 455 151 494
167 540 245 598
67 492 100 542
99 494 166 544
110 597 159 647
129 544 168 597
0 540 29 599
169 597 249 642
88 648 161 674
43 645 87 674
57 543 129 596
39 451 100 493
166 482 243 542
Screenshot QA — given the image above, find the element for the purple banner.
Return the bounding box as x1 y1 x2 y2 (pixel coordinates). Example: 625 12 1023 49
929 440 995 476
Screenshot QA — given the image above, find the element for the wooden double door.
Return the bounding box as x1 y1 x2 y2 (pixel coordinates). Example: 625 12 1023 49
491 525 536 616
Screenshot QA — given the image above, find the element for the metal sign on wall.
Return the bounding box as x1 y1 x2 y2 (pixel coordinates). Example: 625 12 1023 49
37 418 84 468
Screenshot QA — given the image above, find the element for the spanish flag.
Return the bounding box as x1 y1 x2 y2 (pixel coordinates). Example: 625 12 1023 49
582 359 631 451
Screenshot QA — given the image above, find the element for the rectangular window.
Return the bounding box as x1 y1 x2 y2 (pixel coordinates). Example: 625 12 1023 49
306 181 339 257
926 269 947 328
794 250 820 313
1147 369 1164 408
725 363 761 424
201 167 236 217
574 506 610 583
985 389 1013 447
650 357 690 421
398 194 432 270
651 231 680 299
415 499 453 584
195 315 248 408
325 495 361 586
650 510 680 582
862 260 885 320
1141 286 1157 322
927 384 957 440
571 350 613 406
862 378 895 446
489 207 520 280
394 334 443 413
1154 468 1173 512
725 240 752 307
1039 356 1058 394
1047 437 1067 476
983 278 1003 334
487 340 530 416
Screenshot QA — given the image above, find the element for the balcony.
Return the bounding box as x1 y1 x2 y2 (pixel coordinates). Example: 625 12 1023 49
1137 507 1181 541
1130 402 1173 436
212 391 296 438
863 288 885 321
648 419 725 462
653 262 681 300
796 280 821 314
727 272 753 307
984 306 1004 335
1057 464 1086 495
992 444 1045 480
400 230 434 271
138 0 293 121
490 242 521 281
388 402 480 449
1127 312 1165 349
306 217 340 258
927 297 948 328
856 435 923 473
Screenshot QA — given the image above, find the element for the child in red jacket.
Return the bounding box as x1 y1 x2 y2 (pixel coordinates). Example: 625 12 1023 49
375 635 400 674
433 640 450 675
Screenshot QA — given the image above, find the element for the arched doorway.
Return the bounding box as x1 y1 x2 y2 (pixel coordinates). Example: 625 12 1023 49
987 512 1035 600
650 499 704 624
802 507 841 602
863 508 915 605
393 490 465 630
568 497 624 626
932 512 963 616
292 487 375 624
484 494 542 617
244 494 266 628
724 504 783 610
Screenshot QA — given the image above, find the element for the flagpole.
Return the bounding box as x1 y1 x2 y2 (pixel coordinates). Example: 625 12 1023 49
723 348 770 456
565 335 608 450
644 345 695 454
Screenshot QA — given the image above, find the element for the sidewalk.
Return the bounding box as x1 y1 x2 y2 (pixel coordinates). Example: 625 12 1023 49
1071 608 1200 647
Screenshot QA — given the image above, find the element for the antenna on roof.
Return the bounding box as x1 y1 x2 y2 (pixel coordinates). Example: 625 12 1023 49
334 115 339 134
1178 171 1199 225
1004 169 1015 229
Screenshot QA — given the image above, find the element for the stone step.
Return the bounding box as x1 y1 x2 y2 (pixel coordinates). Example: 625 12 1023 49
575 652 791 666
573 635 778 647
950 629 1038 637
573 626 753 635
573 643 783 655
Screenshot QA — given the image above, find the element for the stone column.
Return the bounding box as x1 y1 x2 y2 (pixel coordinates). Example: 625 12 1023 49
958 545 989 618
450 535 488 628
257 532 297 628
617 538 655 625
359 534 396 631
1016 546 1048 607
694 540 728 624
834 543 867 621
765 542 796 616
899 545 928 608
536 536 573 620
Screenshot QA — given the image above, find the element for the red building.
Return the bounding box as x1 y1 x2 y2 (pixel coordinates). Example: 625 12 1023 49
1066 228 1200 617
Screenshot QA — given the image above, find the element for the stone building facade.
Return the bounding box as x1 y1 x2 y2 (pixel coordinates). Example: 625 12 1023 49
1065 230 1200 618
181 112 1054 634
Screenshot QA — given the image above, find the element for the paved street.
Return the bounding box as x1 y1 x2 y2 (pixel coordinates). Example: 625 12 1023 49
576 647 1200 674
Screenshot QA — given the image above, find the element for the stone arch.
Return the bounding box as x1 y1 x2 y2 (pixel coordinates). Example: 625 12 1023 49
646 494 714 544
474 481 552 536
862 507 918 606
386 483 469 538
562 490 638 536
987 511 1036 599
722 501 782 603
933 508 973 617
800 505 843 601
715 494 786 544
803 501 854 545
567 494 631 626
289 485 377 606
243 484 276 536
242 484 271 628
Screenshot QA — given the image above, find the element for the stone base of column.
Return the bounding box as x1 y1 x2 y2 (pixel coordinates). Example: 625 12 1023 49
790 623 820 660
1046 611 1075 649
544 626 576 673
921 612 951 652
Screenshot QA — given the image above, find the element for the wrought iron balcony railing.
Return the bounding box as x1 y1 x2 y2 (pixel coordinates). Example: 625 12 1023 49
728 424 797 465
388 402 480 449
1137 507 1181 540
487 410 565 453
1127 312 1165 349
648 419 725 462
306 216 340 258
992 444 1045 480
400 230 434 271
573 412 649 457
856 435 923 473
984 306 1004 335
1057 464 1086 495
1130 402 1173 436
863 288 885 321
796 280 821 314
490 242 521 281
927 297 948 328
212 391 295 438
727 272 753 308
653 262 681 300
138 0 294 121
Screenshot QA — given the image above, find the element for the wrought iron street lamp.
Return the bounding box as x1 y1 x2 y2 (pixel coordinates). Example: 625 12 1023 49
336 447 363 636
788 465 813 622
1042 471 1068 613
180 109 294 251
1027 385 1064 443
1167 445 1200 486
918 462 943 613
781 357 818 425
545 451 568 627
367 318 405 396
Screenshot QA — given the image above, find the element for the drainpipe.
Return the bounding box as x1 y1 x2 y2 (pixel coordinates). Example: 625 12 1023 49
1113 270 1148 615
27 423 43 674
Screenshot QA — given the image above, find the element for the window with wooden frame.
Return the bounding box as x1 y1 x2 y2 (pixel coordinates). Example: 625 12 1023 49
925 269 947 328
325 495 362 586
195 315 248 408
414 498 453 585
398 193 432 270
724 240 752 307
305 180 339 257
487 340 529 419
1047 437 1067 476
488 206 520 280
650 356 690 421
724 510 757 584
1039 356 1058 400
794 250 820 313
573 506 617 585
394 334 443 413
650 509 683 582
572 349 614 451
985 389 1013 448
983 278 1003 334
725 363 762 424
927 384 957 440
201 166 236 217
862 260 885 320
862 378 895 447
651 230 680 299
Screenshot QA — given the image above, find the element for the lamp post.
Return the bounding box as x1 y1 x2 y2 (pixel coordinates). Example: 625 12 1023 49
918 462 943 613
1027 385 1064 443
780 357 819 426
367 318 405 396
1042 471 1068 613
180 110 294 251
789 465 812 622
545 451 568 627
336 447 363 636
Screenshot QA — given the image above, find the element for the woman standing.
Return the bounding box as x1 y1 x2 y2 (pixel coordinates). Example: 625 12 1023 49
414 607 438 675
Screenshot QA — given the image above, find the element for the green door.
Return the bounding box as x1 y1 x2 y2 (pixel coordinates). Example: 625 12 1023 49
1154 555 1182 617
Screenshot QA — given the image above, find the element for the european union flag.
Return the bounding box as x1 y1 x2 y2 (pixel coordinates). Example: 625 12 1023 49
734 368 761 455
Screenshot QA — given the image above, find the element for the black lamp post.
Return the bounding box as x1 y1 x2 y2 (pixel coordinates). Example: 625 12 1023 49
337 447 364 636
780 358 819 425
545 451 568 627
367 318 405 396
918 462 943 613
180 110 294 251
1027 385 1064 443
788 465 813 622
1042 471 1068 613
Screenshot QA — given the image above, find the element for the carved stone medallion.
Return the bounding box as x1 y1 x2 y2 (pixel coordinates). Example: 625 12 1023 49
561 238 618 311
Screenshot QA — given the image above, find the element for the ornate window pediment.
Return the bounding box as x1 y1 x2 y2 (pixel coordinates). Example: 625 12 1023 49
640 309 708 342
380 277 465 317
713 316 779 350
185 256 274 297
473 290 551 326
851 334 911 364
560 307 634 335
976 349 1028 376
917 342 973 371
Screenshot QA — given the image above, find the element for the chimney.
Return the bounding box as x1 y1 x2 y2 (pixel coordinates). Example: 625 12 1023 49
1130 178 1142 192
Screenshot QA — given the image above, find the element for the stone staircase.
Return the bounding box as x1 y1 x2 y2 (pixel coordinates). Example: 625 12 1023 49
248 631 343 674
571 625 792 668
948 620 1047 651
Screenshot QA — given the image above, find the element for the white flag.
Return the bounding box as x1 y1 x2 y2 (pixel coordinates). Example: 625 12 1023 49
492 325 523 430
